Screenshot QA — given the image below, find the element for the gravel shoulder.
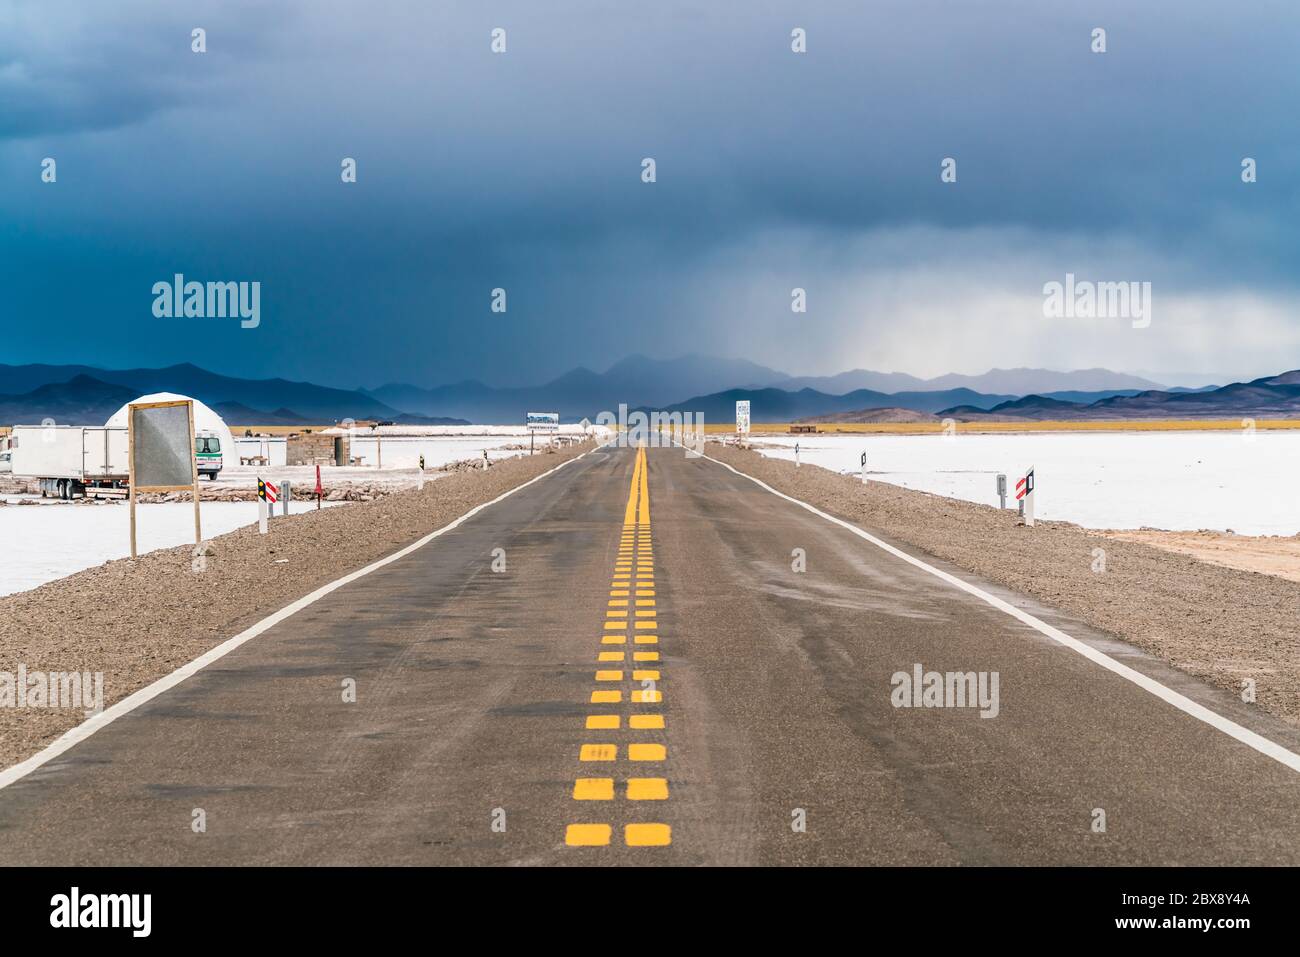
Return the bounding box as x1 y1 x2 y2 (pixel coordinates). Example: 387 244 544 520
0 442 593 769
711 443 1300 727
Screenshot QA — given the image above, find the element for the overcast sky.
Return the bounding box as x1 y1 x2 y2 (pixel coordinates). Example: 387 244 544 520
2 0 1298 389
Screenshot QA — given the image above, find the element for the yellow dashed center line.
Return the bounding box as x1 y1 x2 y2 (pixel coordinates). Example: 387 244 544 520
574 779 614 801
580 744 617 762
626 778 669 801
625 823 671 846
565 445 671 850
565 823 611 846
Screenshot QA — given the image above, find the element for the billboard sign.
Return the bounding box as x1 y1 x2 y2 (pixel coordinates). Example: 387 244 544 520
128 399 201 558
527 412 560 432
735 400 751 434
130 400 197 491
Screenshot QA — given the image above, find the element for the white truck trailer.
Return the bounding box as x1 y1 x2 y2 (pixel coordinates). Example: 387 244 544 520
9 425 225 498
8 426 130 499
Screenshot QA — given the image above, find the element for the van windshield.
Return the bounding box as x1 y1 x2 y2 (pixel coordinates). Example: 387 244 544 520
195 437 222 454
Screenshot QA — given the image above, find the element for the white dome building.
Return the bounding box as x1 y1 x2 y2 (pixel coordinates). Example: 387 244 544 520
105 393 236 468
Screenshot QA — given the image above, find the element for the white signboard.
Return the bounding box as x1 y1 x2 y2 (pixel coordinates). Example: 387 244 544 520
131 402 195 491
526 412 560 432
128 399 201 558
735 400 751 434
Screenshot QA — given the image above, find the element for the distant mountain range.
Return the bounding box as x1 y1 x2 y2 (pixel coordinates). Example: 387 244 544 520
364 356 1177 420
938 372 1300 421
653 386 1020 421
0 355 1281 427
362 354 792 422
0 364 466 426
0 375 139 426
766 366 1168 396
0 363 404 421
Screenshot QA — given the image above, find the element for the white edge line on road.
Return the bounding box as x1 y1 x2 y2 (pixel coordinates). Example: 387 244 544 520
697 448 1300 775
0 444 605 792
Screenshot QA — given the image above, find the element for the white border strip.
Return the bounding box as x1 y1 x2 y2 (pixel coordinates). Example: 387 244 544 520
0 445 601 791
698 448 1300 775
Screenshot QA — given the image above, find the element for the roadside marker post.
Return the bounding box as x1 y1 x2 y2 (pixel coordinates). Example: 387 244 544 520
257 477 279 534
282 480 291 517
997 473 1007 509
795 442 800 468
1015 467 1035 526
860 451 868 484
314 465 322 511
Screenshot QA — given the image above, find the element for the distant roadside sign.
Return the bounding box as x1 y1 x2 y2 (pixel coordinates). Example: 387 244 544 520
735 400 751 434
527 412 560 432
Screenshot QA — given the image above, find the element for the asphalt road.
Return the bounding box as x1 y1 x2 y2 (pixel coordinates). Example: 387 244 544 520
3 443 1300 865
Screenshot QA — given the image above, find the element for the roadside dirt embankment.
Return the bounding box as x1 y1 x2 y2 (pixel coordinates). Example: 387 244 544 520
0 442 593 769
1103 529 1300 585
709 443 1300 728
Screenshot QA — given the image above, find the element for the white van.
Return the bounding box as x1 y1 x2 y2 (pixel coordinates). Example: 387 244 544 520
195 431 223 480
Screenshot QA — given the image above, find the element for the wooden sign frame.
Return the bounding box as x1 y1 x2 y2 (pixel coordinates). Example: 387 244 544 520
128 399 202 558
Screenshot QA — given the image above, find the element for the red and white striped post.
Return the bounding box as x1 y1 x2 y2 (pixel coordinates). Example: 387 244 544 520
257 477 279 534
1015 466 1035 526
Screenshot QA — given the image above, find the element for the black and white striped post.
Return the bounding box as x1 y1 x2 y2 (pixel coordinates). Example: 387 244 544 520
860 451 868 484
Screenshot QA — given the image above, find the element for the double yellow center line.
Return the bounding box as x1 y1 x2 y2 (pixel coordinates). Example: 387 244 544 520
565 446 671 848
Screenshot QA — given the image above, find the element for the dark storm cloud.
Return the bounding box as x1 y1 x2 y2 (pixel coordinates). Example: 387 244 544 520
0 1 292 138
2 1 1299 385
